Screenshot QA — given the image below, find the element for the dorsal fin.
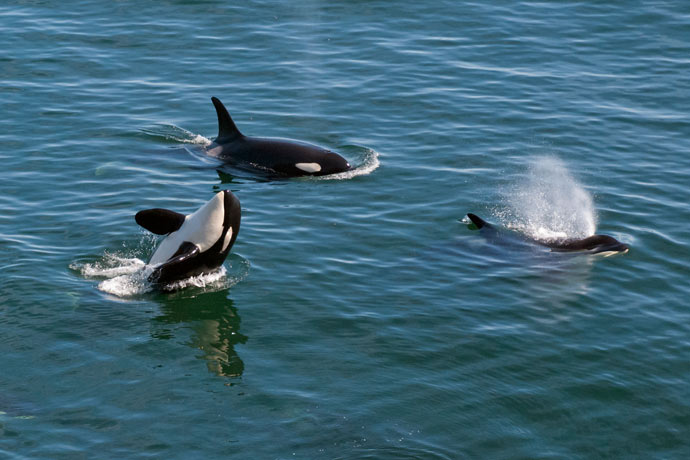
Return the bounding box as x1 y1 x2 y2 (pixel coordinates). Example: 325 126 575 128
135 208 186 235
211 97 243 141
467 213 492 229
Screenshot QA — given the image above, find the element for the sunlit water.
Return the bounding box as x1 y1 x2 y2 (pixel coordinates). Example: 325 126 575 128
2 1 690 459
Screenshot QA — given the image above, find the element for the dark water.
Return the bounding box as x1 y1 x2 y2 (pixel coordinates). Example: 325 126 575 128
2 1 689 458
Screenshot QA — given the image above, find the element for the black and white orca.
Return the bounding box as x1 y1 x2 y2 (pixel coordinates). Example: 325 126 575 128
467 213 629 256
205 97 351 177
135 190 241 286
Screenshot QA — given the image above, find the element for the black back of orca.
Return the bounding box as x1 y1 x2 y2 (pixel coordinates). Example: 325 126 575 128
546 234 629 254
207 97 351 177
466 213 628 255
135 190 241 287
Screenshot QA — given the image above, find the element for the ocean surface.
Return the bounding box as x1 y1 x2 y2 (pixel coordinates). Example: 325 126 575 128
1 1 689 458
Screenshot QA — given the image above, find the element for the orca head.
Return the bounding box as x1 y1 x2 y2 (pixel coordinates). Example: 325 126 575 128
136 190 241 286
298 150 351 176
552 234 629 255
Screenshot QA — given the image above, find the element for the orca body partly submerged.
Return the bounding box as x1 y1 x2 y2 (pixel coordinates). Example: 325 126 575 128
205 97 351 177
136 190 241 286
466 213 629 256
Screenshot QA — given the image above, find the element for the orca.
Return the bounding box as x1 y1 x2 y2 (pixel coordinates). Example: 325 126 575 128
135 190 241 286
205 97 351 177
466 213 629 256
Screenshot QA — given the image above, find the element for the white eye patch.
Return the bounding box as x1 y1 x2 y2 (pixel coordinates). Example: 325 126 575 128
222 228 234 252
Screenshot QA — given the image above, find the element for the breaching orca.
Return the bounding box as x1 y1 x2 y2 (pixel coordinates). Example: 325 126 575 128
466 213 629 256
136 190 241 286
205 97 351 177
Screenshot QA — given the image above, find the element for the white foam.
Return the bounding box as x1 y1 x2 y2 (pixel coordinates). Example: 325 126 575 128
533 227 569 241
325 148 380 180
71 254 152 296
98 267 155 296
72 250 248 297
73 254 146 278
189 134 212 146
161 266 229 292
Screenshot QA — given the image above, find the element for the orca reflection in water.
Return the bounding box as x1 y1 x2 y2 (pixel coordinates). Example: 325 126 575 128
135 190 241 287
466 213 629 256
205 97 351 177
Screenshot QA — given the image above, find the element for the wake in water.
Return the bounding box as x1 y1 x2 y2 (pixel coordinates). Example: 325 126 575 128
71 251 249 297
496 155 597 241
139 124 211 146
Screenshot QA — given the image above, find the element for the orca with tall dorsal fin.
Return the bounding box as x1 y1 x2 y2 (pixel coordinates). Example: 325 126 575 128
466 213 629 256
205 97 351 177
135 190 241 286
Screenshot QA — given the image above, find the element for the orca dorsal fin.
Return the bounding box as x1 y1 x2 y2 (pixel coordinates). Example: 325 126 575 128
211 97 243 141
135 208 186 235
467 213 492 229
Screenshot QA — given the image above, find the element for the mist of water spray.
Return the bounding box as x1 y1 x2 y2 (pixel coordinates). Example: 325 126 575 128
499 155 597 240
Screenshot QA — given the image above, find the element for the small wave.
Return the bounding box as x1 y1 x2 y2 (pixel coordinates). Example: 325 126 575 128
140 124 211 146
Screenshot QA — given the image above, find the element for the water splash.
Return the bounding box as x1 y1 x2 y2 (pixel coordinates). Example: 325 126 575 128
71 251 249 297
77 253 146 278
498 155 597 240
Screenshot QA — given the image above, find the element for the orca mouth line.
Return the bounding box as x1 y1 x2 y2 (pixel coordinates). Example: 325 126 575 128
597 247 629 257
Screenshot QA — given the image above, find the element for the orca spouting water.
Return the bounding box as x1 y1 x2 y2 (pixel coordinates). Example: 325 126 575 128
205 97 351 177
135 190 241 286
466 213 629 256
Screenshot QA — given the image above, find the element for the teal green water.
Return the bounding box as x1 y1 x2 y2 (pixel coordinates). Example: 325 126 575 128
2 1 690 458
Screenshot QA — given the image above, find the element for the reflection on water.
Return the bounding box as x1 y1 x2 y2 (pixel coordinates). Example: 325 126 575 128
459 221 596 321
150 290 247 378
